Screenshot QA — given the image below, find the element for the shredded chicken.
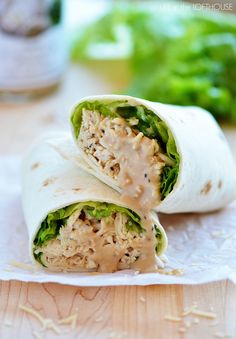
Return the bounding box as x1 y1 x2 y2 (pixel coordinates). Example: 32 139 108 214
79 109 169 210
35 209 148 273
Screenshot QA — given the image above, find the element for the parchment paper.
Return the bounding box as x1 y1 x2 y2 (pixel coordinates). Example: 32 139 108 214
1 156 236 286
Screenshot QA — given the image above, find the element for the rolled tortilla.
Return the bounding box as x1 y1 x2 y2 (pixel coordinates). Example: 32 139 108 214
70 94 236 213
22 133 167 273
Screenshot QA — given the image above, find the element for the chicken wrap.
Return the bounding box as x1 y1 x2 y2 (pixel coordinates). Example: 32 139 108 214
22 134 167 273
70 94 236 213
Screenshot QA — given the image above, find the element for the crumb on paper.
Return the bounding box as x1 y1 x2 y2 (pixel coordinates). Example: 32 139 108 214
157 268 184 276
164 315 182 322
139 296 146 303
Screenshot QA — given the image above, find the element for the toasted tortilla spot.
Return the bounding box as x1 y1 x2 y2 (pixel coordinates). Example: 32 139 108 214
201 181 212 195
31 162 40 170
72 188 81 192
42 177 57 187
218 180 223 189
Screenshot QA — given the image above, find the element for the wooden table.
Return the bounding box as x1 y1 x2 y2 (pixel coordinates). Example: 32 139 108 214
0 64 235 339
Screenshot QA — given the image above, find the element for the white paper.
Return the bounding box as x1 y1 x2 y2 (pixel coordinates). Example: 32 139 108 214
0 156 236 286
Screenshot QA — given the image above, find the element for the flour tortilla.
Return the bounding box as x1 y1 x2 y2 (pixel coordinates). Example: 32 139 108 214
70 94 236 213
21 133 167 269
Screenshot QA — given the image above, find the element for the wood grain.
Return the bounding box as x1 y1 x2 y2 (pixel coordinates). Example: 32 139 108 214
1 281 235 339
0 64 235 339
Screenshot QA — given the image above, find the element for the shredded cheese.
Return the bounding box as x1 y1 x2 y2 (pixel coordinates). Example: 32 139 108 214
19 304 46 326
157 268 184 276
9 260 37 272
164 315 182 322
139 296 146 303
19 304 61 334
44 319 61 334
191 309 217 319
58 313 78 329
181 305 197 316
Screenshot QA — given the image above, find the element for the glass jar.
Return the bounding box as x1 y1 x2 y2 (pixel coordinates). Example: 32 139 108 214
0 0 67 101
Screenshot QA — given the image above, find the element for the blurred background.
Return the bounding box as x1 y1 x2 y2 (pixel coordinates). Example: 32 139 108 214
0 0 236 153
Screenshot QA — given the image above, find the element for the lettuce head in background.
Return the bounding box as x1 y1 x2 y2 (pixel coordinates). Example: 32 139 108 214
71 3 236 123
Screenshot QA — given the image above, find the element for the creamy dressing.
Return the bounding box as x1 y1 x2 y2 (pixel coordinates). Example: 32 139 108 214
77 109 167 272
79 111 166 211
36 208 157 273
99 117 165 211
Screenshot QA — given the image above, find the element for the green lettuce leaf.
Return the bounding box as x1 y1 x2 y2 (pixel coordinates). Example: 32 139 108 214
34 201 145 263
71 5 236 122
34 201 166 265
71 100 179 198
71 100 128 138
154 225 165 254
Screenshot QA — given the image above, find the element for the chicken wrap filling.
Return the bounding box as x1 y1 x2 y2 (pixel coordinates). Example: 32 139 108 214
71 100 179 210
33 202 165 273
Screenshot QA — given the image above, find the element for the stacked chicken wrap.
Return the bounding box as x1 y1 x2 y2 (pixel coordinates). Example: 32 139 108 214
22 94 236 273
22 134 167 273
70 95 236 213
